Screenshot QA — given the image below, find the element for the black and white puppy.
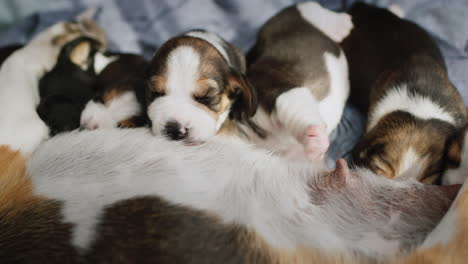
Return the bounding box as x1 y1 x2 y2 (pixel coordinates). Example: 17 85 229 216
37 37 101 136
342 3 467 183
80 52 150 129
145 29 256 143
244 1 352 161
0 9 106 154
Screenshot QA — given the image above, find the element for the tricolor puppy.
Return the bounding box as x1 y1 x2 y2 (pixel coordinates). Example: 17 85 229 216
80 52 150 129
0 129 459 263
145 29 256 143
0 9 106 154
37 37 101 136
342 3 467 183
244 1 352 161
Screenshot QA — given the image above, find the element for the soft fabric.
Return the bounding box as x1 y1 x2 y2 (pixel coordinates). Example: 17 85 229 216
0 0 466 167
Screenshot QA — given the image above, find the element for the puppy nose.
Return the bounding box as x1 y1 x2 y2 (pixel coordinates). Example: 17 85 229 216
163 121 188 140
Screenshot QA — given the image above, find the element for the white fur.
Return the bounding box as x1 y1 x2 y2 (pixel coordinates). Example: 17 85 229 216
444 130 468 185
80 91 140 129
93 53 118 74
28 129 448 258
240 51 349 161
388 4 405 18
297 2 353 42
276 87 324 139
0 23 72 153
368 86 456 130
147 46 218 142
186 31 232 65
318 51 350 133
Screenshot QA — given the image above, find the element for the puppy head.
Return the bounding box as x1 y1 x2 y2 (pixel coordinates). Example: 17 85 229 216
56 36 101 72
442 126 468 185
352 112 454 183
81 81 144 130
145 30 257 143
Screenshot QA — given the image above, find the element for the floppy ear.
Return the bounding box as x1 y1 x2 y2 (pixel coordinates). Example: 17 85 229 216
445 127 467 169
227 69 258 120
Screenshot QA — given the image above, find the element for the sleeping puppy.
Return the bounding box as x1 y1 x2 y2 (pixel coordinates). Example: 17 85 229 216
342 3 467 183
244 1 352 161
0 129 459 263
80 52 150 129
37 37 101 136
0 9 106 154
145 29 256 143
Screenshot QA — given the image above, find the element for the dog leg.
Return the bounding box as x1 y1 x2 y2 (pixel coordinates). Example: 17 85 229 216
297 1 353 42
275 87 329 161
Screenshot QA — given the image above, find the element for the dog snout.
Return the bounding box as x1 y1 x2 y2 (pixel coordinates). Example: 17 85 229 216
163 121 188 141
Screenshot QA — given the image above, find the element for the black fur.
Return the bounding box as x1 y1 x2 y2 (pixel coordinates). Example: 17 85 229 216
37 37 100 136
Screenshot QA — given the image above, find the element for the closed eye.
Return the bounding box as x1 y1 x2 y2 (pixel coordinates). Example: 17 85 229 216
194 95 211 106
150 90 165 100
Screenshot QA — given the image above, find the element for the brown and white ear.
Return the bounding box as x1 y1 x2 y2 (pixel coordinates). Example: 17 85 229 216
225 43 247 73
227 70 258 119
443 127 468 185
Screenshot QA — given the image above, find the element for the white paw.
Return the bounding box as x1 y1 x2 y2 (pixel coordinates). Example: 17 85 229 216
328 13 353 43
388 4 405 18
302 124 330 161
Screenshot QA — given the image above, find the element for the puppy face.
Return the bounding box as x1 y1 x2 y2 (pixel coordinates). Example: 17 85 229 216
146 31 256 143
353 112 454 183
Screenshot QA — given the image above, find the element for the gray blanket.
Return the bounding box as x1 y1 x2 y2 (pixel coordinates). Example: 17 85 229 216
1 0 467 167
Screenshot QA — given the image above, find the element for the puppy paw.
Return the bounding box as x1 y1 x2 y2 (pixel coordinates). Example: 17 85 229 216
328 13 353 42
302 124 330 161
388 4 405 18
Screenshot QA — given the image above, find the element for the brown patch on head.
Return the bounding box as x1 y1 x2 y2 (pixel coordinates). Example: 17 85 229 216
353 111 455 183
102 88 123 106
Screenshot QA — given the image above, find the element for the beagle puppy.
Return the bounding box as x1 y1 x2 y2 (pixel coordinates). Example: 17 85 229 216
80 52 150 129
0 9 106 154
145 29 256 144
244 1 352 161
341 3 467 183
0 128 458 263
145 3 352 162
37 37 101 136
